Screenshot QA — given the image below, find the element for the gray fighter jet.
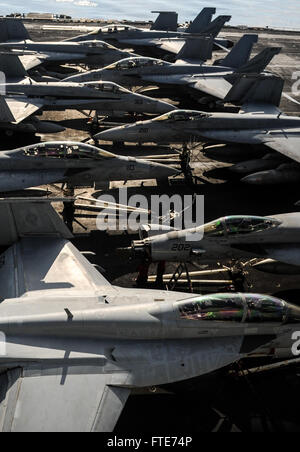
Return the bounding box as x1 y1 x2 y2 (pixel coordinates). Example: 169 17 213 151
116 14 232 51
63 9 232 49
0 54 175 117
132 213 300 270
0 198 299 431
0 141 179 192
95 75 300 170
63 35 216 85
65 36 279 102
0 18 136 70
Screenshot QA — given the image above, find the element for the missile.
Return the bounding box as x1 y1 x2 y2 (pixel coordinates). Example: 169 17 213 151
242 164 300 185
252 259 300 275
230 153 287 174
203 144 265 161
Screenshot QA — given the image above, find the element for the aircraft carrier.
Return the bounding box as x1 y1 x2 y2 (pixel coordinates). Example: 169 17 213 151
1 18 300 433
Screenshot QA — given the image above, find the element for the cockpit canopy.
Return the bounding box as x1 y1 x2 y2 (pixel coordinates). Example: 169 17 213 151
106 57 171 71
97 24 139 33
79 40 112 49
155 110 210 122
204 216 281 238
21 142 115 160
177 293 288 323
85 81 129 93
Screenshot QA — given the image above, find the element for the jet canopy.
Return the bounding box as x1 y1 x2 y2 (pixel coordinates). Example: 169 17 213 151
96 24 140 34
155 110 210 122
21 142 115 159
106 57 171 71
204 216 281 238
85 81 129 93
79 40 112 49
176 293 288 323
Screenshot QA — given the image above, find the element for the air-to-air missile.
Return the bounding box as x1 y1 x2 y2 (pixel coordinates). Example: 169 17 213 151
241 163 300 185
230 153 288 174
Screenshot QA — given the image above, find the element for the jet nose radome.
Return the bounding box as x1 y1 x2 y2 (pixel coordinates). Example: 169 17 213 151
95 125 127 142
135 159 180 180
142 98 176 114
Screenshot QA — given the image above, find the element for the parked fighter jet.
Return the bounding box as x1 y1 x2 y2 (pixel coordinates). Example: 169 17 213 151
0 54 175 117
0 141 179 192
117 14 232 51
62 8 232 51
132 213 300 269
0 199 299 432
95 75 300 171
63 36 216 85
0 18 136 70
66 36 279 101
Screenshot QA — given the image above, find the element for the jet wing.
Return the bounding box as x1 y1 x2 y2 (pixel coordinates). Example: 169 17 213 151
191 75 233 100
2 96 44 124
18 54 47 71
158 38 185 54
0 368 130 432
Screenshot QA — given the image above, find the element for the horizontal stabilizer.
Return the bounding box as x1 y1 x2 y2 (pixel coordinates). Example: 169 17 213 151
220 34 258 69
151 11 178 31
176 36 214 62
237 47 281 73
186 8 216 33
225 74 284 107
2 96 43 123
0 369 130 432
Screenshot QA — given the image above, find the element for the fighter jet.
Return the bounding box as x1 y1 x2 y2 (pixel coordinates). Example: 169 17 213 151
115 14 232 51
63 36 216 85
66 36 279 101
63 8 232 49
0 141 179 192
0 198 299 431
0 54 175 117
0 18 136 70
132 213 300 270
95 75 300 172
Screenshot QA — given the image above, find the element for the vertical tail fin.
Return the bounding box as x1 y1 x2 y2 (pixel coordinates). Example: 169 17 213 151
200 15 231 38
0 53 27 78
224 74 284 107
150 11 178 31
186 7 216 33
217 34 258 68
176 36 214 62
0 18 30 42
236 47 281 73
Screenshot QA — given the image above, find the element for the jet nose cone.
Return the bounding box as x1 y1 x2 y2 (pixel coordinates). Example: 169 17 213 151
94 125 126 142
149 99 176 114
241 173 265 185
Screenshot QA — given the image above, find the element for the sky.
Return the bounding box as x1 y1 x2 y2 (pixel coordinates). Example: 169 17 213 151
0 0 300 29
